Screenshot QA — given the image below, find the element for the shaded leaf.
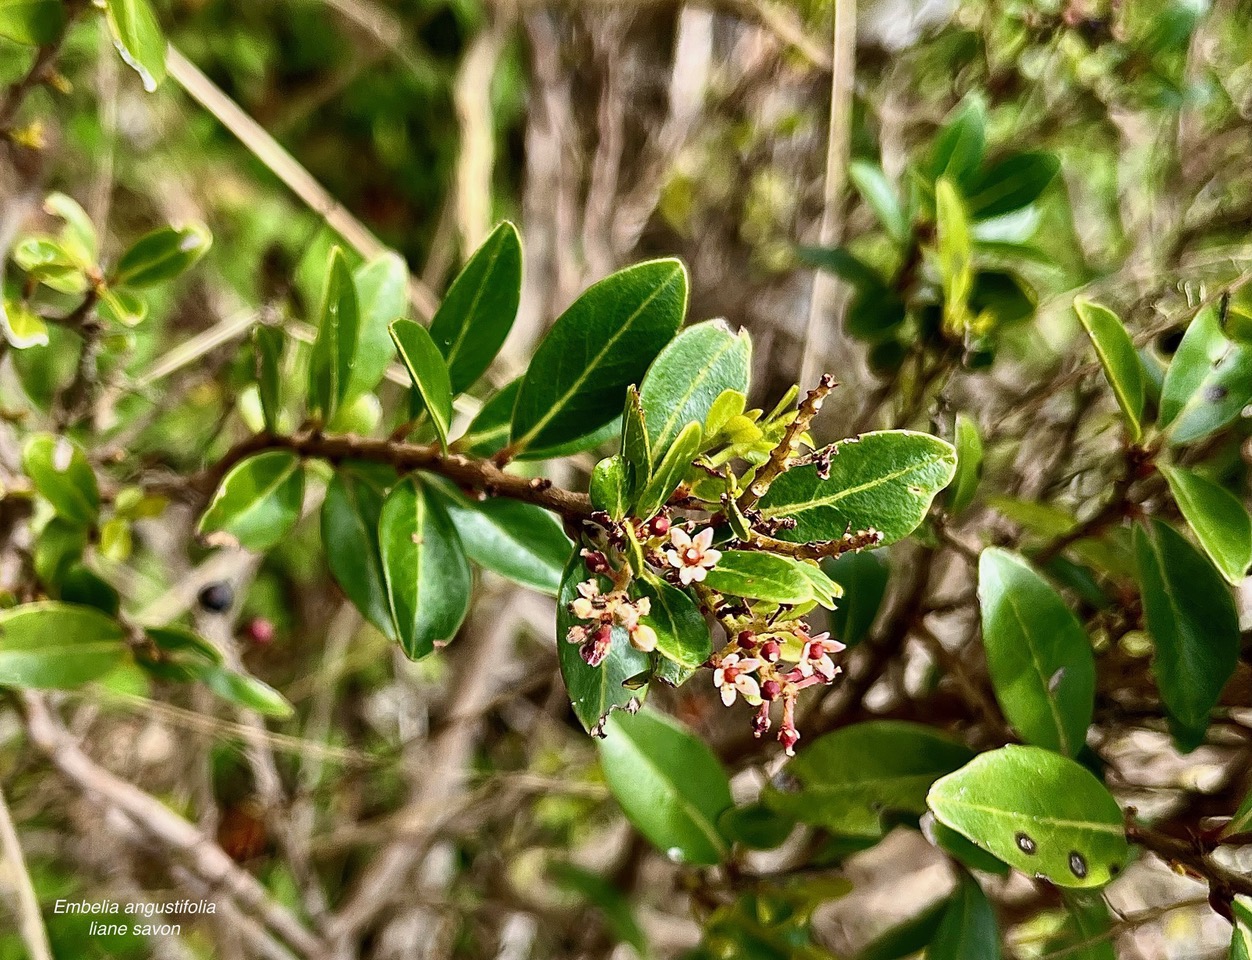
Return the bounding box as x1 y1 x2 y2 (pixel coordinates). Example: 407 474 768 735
633 421 701 519
947 413 983 515
1160 465 1252 584
0 603 128 690
322 464 395 638
112 223 210 288
966 152 1059 220
850 160 909 244
1160 306 1252 445
0 0 64 44
391 319 453 450
636 577 711 670
855 900 947 960
824 551 889 646
1045 894 1116 960
926 873 1001 960
548 862 648 958
253 325 283 434
590 456 631 522
23 434 99 527
307 247 360 423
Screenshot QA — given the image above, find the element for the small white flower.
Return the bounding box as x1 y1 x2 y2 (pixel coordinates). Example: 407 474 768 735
713 653 762 706
665 527 722 585
797 632 846 682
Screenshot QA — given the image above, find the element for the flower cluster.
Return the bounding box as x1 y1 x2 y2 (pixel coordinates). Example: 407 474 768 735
710 628 847 755
564 580 657 667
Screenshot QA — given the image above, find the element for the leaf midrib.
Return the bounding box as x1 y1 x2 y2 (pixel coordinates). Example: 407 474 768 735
760 451 949 517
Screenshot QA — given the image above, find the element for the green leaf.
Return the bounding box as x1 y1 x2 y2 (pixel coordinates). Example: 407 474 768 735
947 413 983 515
198 451 305 552
1075 299 1145 442
765 721 975 837
621 386 652 490
824 551 888 646
856 901 947 960
34 517 86 589
433 482 573 597
0 603 128 690
349 251 408 400
14 236 85 294
1223 789 1252 839
307 247 360 424
378 475 472 659
636 577 711 670
22 434 100 527
44 192 97 265
598 708 732 865
428 221 522 394
936 178 975 338
928 819 1009 876
510 259 687 454
1134 519 1239 751
1160 465 1252 584
104 0 166 90
703 551 815 605
253 325 284 435
850 160 909 244
927 745 1129 888
548 863 649 958
926 873 1001 960
758 431 957 546
632 420 701 519
1045 894 1116 960
965 152 1060 220
978 548 1095 755
390 319 453 450
0 298 49 349
112 223 210 288
556 559 649 733
639 320 751 454
717 803 795 851
145 625 223 666
798 245 886 292
458 379 519 456
322 465 395 638
99 288 147 327
928 98 986 188
196 664 294 719
0 0 64 44
1159 306 1252 445
1232 928 1250 960
590 455 631 522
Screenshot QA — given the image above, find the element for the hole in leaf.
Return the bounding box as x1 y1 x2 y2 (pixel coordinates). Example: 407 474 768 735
1068 851 1088 879
1015 832 1037 855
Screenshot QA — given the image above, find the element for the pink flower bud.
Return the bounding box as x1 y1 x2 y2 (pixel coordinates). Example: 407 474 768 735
737 630 756 649
649 515 671 537
246 618 275 646
760 640 781 662
761 679 782 701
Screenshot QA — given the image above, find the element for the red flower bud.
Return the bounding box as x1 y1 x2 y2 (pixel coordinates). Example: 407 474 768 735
649 515 671 537
582 549 610 574
761 679 782 701
760 640 781 662
737 630 756 649
245 617 275 646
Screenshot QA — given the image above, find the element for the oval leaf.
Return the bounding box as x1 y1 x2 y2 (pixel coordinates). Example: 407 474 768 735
307 247 360 424
23 434 99 527
322 464 395 638
597 708 732 865
947 413 983 515
378 475 472 659
765 721 975 837
702 551 815 605
978 548 1095 756
112 223 209 288
198 451 305 552
1134 518 1239 751
824 550 889 646
639 319 751 454
0 0 64 45
758 431 957 546
350 251 409 400
632 420 702 520
635 577 711 670
0 603 128 690
1159 305 1252 446
927 745 1129 888
428 221 522 394
1160 465 1252 584
927 873 1002 960
1075 299 1145 442
390 319 453 450
510 259 687 454
105 0 166 91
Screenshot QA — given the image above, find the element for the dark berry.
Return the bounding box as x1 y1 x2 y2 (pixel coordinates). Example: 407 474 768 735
198 582 234 614
582 549 610 574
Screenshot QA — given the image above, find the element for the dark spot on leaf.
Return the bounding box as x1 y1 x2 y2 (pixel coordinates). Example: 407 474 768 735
1204 385 1228 403
1109 862 1121 877
1015 832 1037 855
1068 851 1088 878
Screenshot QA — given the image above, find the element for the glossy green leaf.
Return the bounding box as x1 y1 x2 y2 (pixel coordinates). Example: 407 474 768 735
548 862 648 958
1160 465 1252 584
927 745 1129 888
510 259 687 454
978 548 1095 756
795 560 843 610
23 434 99 527
14 236 85 294
428 222 522 393
112 224 210 288
926 873 1001 960
197 664 294 719
948 414 983 515
198 451 305 552
458 379 519 456
378 475 472 659
824 551 888 646
349 251 408 400
307 247 360 424
0 603 128 690
1134 519 1239 751
966 152 1059 220
0 299 49 349
1232 928 1250 960
434 482 572 597
253 325 283 434
0 0 65 44
703 551 815 605
765 721 975 837
1075 299 1145 442
322 464 395 638
621 385 652 489
850 160 909 244
928 818 1009 876
632 421 701 519
1045 894 1116 960
556 559 649 733
390 319 453 450
1159 306 1252 445
590 456 631 522
639 320 751 454
105 0 165 90
758 431 957 546
145 625 223 666
598 708 732 865
636 577 711 670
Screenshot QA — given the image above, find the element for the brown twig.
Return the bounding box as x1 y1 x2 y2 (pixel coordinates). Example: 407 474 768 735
1126 818 1252 900
737 374 836 512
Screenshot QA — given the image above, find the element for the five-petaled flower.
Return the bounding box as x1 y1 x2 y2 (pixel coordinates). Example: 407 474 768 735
713 653 762 706
665 527 721 585
798 632 846 682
